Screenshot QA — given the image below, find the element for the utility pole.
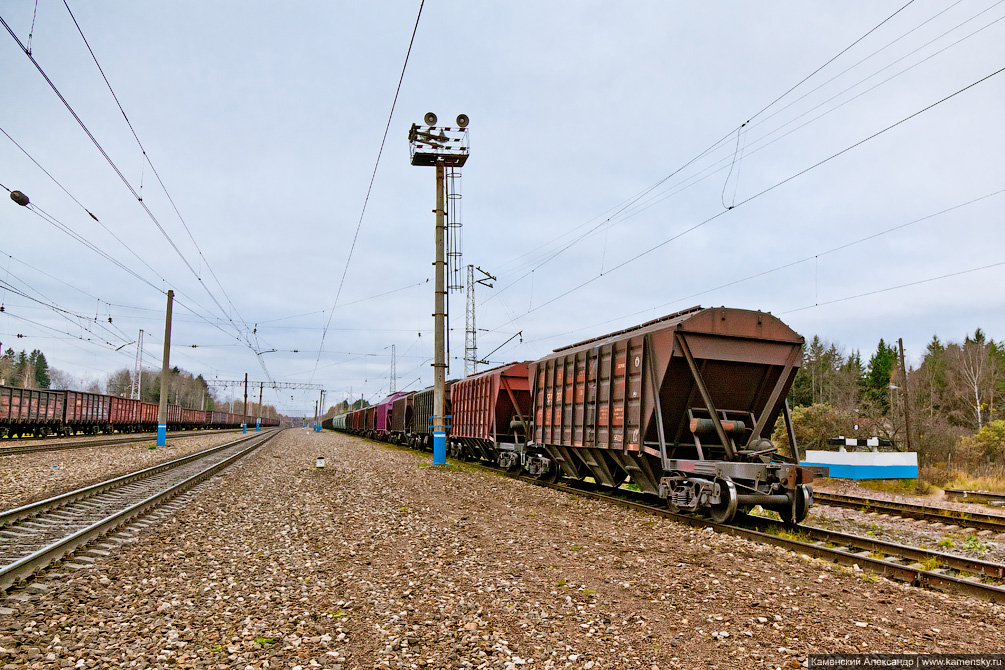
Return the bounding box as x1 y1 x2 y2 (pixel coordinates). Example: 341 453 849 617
410 112 468 466
898 338 913 453
433 158 447 463
156 290 174 447
318 389 324 430
258 382 263 432
242 372 248 434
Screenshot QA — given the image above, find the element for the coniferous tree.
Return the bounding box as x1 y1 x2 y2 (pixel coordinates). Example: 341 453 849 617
29 350 50 389
863 339 898 414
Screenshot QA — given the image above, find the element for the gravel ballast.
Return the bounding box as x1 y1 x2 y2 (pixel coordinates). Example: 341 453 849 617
2 429 1003 669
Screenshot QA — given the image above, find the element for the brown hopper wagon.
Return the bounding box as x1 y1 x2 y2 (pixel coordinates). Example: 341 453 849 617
530 306 821 524
449 363 532 463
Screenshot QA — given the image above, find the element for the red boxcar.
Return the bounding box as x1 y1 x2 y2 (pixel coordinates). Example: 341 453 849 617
141 402 158 427
109 396 143 430
449 363 532 461
64 391 110 434
0 386 64 436
180 407 207 428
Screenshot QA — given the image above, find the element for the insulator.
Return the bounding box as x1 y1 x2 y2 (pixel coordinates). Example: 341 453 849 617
10 190 29 207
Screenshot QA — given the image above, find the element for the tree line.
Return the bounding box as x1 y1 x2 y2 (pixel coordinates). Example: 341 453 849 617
780 329 1005 469
0 347 279 417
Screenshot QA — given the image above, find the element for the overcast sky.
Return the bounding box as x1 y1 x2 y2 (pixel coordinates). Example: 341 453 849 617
2 1 1002 416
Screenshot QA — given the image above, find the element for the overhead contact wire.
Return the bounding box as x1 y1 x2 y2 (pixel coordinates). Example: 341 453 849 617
310 0 425 381
489 64 1005 330
61 1 256 347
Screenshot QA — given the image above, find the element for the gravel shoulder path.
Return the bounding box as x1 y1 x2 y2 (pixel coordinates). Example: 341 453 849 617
2 430 1003 670
0 431 258 511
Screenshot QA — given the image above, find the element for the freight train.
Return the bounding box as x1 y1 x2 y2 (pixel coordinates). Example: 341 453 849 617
325 306 825 524
0 385 280 438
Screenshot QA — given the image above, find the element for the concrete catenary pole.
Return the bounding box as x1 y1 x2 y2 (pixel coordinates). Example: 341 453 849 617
898 338 913 453
242 372 248 434
156 290 174 447
258 382 263 431
433 158 447 464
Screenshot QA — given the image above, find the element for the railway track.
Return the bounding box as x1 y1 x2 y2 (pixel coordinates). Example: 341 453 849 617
945 489 1005 505
813 491 1005 534
537 479 1005 602
0 428 280 591
360 439 1005 602
0 428 245 457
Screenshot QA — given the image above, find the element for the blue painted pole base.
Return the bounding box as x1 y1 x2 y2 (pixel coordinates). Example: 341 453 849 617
433 431 446 465
242 423 247 434
256 419 261 432
156 424 167 447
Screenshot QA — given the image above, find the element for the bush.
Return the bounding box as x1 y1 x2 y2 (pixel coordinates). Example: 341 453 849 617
772 403 854 454
958 420 1005 464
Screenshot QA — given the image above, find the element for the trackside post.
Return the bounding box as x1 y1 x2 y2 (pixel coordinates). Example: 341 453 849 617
156 290 174 447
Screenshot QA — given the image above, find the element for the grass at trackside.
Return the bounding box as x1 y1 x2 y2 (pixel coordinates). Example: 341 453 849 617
853 478 932 496
941 472 1005 493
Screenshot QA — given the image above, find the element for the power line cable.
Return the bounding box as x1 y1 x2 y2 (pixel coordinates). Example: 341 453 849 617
780 261 1005 315
560 6 1005 245
488 64 1005 331
1 13 256 354
747 0 918 125
60 1 256 347
522 187 1005 347
310 0 425 380
482 2 994 307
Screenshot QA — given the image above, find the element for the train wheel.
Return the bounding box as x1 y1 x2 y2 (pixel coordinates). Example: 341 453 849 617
708 478 738 524
539 461 561 484
784 484 813 526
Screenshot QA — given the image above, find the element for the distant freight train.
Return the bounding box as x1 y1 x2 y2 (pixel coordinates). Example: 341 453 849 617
0 385 279 437
325 306 825 524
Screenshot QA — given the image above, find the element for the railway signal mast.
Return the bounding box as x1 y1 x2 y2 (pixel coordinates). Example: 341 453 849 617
409 112 469 466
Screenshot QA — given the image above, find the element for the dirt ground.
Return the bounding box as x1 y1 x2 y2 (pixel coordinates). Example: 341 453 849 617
2 429 1003 669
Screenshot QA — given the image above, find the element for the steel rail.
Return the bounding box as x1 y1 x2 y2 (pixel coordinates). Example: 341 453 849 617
945 489 1005 505
813 491 1005 533
0 429 245 457
366 439 1005 602
0 429 279 590
1 428 277 527
532 479 1005 602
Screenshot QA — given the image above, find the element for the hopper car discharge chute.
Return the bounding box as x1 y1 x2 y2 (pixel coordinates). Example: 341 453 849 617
529 306 826 524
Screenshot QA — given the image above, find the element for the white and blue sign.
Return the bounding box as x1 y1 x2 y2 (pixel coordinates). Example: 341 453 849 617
803 449 918 479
